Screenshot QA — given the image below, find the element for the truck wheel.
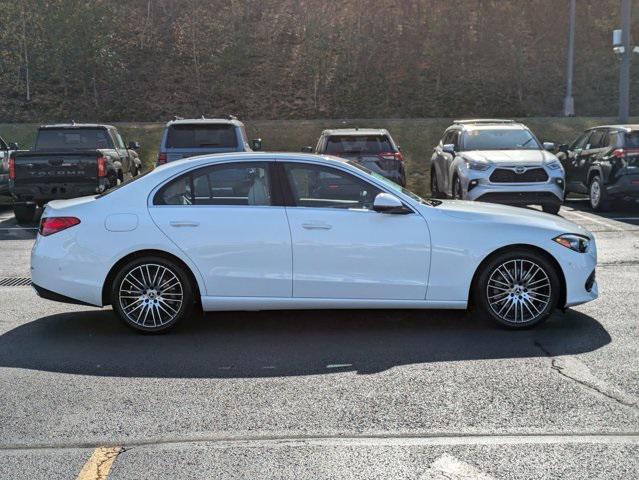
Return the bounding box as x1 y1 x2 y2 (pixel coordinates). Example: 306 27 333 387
589 175 609 211
14 205 36 225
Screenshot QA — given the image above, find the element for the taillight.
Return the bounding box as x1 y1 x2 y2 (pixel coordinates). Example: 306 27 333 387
157 153 167 165
378 152 403 162
39 217 81 236
612 149 625 159
97 156 107 177
8 157 15 180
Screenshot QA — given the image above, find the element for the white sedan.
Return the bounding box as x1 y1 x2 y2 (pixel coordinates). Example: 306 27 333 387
31 153 598 332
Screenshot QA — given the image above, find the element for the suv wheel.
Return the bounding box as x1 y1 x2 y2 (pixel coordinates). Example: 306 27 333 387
475 249 560 328
452 175 464 200
111 256 194 333
589 175 609 211
430 169 442 198
542 203 561 215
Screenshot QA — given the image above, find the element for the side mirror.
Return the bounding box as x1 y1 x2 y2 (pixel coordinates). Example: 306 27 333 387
8 142 19 150
128 141 140 150
251 138 262 151
301 146 313 153
442 143 455 155
542 142 556 152
373 193 409 214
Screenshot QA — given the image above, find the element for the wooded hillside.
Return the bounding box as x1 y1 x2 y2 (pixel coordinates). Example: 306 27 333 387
1 0 636 122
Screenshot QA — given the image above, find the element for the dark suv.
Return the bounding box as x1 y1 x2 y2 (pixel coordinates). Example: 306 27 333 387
303 128 406 186
557 125 639 211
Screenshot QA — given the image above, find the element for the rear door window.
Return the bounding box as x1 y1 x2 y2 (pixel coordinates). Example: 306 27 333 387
588 130 605 149
166 124 238 149
325 135 393 155
154 162 272 206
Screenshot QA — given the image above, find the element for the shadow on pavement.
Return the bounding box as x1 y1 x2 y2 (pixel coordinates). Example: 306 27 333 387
563 196 639 227
0 308 610 378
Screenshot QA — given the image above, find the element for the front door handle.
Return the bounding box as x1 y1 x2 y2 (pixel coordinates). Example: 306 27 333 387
170 220 200 227
302 223 332 230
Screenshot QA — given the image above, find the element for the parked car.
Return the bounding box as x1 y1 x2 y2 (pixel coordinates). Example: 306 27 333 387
9 123 142 224
430 119 565 214
156 116 261 165
302 128 406 186
556 125 639 211
0 135 20 196
31 152 597 333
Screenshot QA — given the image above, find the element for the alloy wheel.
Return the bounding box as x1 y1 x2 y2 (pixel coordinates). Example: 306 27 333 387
589 179 601 209
486 259 551 324
118 263 184 328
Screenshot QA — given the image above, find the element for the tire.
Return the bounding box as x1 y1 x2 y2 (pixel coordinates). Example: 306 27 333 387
588 175 609 211
452 175 464 200
14 204 36 225
430 169 442 198
111 256 195 333
542 203 561 215
474 248 560 329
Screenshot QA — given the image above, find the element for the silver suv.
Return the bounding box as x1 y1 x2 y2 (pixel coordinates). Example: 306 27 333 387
430 119 565 214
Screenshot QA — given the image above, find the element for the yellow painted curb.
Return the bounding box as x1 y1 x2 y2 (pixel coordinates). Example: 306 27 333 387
76 446 123 480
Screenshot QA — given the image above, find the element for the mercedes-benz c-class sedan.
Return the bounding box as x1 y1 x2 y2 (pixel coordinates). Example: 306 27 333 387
31 153 598 333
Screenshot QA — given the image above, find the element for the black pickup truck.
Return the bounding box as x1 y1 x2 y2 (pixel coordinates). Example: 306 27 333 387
9 124 142 223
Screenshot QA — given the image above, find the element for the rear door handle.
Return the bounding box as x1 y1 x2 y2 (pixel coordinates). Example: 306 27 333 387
302 223 332 230
170 221 200 227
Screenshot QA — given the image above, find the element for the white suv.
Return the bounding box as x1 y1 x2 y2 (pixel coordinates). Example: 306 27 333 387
430 120 565 214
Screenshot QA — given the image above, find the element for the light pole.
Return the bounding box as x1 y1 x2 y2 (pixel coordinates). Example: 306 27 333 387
618 0 632 123
563 0 576 116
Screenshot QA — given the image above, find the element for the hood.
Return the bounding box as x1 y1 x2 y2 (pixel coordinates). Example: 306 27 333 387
462 149 556 166
434 199 591 237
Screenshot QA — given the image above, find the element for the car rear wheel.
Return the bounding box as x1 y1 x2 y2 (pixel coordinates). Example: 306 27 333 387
589 175 609 211
475 249 560 329
14 204 36 225
111 256 194 333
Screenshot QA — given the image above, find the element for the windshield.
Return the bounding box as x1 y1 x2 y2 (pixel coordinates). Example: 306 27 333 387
326 135 394 155
35 128 112 151
347 161 441 206
166 124 238 149
462 129 540 151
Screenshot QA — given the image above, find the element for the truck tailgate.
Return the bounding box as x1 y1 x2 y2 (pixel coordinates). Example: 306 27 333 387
13 152 99 184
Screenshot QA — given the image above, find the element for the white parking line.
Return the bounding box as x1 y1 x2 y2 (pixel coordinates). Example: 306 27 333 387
566 210 625 231
425 453 496 480
326 363 352 369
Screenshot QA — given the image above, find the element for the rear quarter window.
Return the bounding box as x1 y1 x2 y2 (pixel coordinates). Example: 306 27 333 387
623 131 639 148
166 124 238 149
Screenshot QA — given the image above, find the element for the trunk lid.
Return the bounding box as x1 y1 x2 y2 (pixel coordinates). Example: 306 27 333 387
13 151 99 184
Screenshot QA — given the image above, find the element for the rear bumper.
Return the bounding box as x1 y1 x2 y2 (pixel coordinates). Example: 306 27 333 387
11 179 107 203
32 282 96 306
606 175 639 199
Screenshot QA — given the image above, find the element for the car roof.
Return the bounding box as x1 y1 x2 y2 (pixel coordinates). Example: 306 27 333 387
166 118 244 127
40 124 114 129
321 128 390 136
588 124 639 132
449 119 527 131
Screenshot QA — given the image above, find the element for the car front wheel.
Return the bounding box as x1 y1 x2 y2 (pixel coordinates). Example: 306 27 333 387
475 249 560 328
452 175 464 200
589 175 609 211
111 256 194 333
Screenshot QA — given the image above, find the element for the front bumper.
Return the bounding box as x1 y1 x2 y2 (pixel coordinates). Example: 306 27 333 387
460 165 564 206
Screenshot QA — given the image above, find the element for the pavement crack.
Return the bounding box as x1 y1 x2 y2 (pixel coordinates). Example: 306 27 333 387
535 341 639 410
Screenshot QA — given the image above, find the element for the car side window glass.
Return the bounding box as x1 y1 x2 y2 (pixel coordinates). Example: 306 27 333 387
442 131 453 146
572 132 591 150
452 131 460 150
115 132 126 149
155 175 193 205
192 162 271 206
284 163 381 210
588 131 604 149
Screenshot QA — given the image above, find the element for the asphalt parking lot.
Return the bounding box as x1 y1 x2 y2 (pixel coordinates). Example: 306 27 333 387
0 201 638 479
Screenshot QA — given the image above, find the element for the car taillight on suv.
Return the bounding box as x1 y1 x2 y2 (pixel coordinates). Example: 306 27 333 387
378 151 404 162
39 217 81 236
8 157 15 180
612 148 639 159
157 153 167 165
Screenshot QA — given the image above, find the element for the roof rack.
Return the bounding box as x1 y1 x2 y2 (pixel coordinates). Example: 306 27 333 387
172 115 184 121
453 119 516 125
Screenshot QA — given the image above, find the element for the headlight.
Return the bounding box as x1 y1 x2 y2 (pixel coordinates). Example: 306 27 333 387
545 159 563 171
464 158 491 171
553 233 590 253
